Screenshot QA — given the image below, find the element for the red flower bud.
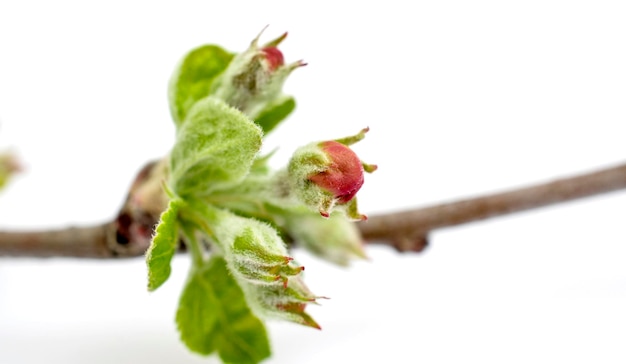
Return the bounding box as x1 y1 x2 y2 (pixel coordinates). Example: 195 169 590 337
288 128 376 220
261 47 285 71
210 28 304 120
308 141 364 204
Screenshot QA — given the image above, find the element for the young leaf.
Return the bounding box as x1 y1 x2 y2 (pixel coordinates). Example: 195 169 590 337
176 255 271 363
169 97 262 197
146 198 184 291
253 95 296 134
169 45 234 126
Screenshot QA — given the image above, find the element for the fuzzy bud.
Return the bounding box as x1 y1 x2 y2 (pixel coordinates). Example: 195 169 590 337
211 28 304 120
261 47 285 71
288 128 376 220
309 141 364 204
229 226 304 288
242 275 323 329
201 205 321 328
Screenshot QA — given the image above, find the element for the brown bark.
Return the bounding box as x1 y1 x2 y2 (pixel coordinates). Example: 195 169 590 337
359 162 626 252
0 223 115 258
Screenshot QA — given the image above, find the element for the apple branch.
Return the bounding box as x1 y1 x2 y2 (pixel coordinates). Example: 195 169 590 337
360 162 626 252
1 161 625 258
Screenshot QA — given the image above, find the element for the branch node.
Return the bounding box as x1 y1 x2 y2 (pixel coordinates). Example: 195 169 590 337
391 234 429 253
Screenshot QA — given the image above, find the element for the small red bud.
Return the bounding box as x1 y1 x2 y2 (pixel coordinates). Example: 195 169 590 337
261 47 285 71
309 141 365 204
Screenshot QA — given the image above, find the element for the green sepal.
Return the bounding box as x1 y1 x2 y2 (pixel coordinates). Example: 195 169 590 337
168 45 234 127
232 227 295 266
169 97 262 198
176 255 271 363
145 198 184 291
253 95 296 134
242 275 322 329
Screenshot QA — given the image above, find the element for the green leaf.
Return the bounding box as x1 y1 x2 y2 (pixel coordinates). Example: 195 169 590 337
253 95 296 134
146 198 184 291
169 45 234 126
176 255 271 363
170 97 263 197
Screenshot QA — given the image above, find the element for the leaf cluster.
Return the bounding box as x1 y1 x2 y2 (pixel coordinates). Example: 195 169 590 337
145 35 369 363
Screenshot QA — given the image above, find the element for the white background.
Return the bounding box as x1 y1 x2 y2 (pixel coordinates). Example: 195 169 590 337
1 1 626 363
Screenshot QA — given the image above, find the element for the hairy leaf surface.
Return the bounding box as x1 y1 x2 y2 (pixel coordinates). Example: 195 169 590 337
169 45 234 126
146 198 183 291
170 97 262 197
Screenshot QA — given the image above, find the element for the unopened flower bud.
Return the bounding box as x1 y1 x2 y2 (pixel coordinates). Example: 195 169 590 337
288 128 376 220
211 28 304 119
229 225 304 288
261 47 284 71
243 275 323 329
309 140 364 204
203 206 321 327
